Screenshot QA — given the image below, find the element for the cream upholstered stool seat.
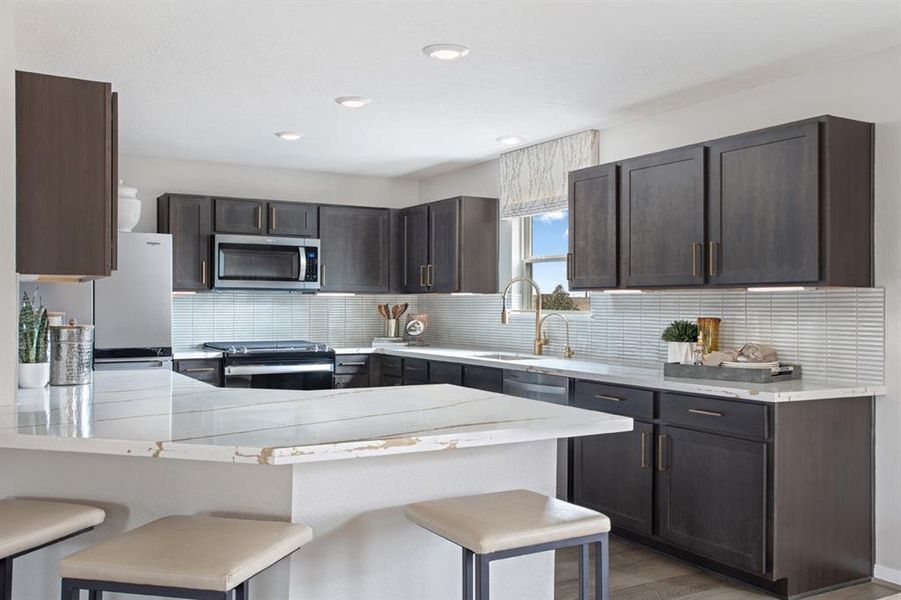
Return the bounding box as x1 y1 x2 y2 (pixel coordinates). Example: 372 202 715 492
60 515 313 600
0 499 105 600
406 489 611 600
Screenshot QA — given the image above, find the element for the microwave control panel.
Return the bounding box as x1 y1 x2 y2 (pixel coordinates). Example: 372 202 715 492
304 247 319 282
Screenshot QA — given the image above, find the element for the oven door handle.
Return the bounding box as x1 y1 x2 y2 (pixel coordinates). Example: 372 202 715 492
225 363 334 376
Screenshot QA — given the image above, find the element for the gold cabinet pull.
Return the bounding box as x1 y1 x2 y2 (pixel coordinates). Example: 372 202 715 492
657 434 668 471
201 260 208 285
270 205 277 231
184 367 216 373
691 242 701 277
256 206 262 230
320 264 326 287
427 264 434 287
688 408 723 418
708 241 717 276
339 361 367 367
419 265 427 287
594 394 623 402
640 431 649 469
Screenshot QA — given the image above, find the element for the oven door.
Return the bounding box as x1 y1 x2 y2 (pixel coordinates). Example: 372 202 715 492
213 234 319 291
223 356 335 390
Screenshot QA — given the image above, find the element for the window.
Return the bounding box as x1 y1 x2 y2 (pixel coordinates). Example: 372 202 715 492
521 209 588 311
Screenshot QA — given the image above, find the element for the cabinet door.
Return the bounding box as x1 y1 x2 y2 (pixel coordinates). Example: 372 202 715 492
568 164 618 289
573 421 653 536
16 71 116 277
463 365 503 393
319 206 390 293
428 198 460 293
168 196 213 291
428 361 463 385
657 425 767 575
620 147 706 287
708 121 820 285
213 198 265 234
268 201 318 237
402 204 430 293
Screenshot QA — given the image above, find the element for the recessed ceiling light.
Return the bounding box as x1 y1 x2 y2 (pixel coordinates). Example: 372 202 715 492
274 131 302 141
335 96 371 108
496 135 525 146
423 44 470 62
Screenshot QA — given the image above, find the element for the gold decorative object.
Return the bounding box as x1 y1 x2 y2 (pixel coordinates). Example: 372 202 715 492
697 317 721 354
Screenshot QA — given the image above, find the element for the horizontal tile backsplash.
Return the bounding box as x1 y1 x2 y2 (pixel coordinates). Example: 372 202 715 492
173 287 884 385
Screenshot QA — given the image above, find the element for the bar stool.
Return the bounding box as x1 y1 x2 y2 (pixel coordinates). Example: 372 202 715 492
406 489 610 600
0 499 105 600
59 515 312 600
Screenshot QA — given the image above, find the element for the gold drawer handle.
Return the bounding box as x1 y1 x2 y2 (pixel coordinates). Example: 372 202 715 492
184 367 216 373
657 434 668 471
594 394 623 402
691 242 701 277
270 205 277 231
688 408 724 417
640 431 649 469
340 361 367 367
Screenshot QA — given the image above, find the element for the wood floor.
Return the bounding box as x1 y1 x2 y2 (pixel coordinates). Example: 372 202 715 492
555 537 899 600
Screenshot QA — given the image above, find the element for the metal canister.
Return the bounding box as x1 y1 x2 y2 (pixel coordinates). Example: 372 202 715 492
50 320 94 386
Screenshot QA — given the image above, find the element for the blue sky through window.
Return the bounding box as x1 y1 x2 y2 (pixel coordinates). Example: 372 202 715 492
530 210 570 294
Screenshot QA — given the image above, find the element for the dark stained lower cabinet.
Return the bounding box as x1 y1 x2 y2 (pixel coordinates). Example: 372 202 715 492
319 206 390 293
174 359 222 387
158 194 213 291
657 425 767 575
462 365 503 393
428 361 463 386
574 421 653 536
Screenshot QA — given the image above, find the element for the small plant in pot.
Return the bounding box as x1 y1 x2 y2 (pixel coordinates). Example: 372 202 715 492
18 291 50 389
662 319 699 365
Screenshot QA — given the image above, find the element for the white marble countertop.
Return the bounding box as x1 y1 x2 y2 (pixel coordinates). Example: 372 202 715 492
331 345 884 402
0 370 632 465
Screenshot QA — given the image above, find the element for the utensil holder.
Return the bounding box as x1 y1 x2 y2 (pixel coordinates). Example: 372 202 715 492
386 319 399 338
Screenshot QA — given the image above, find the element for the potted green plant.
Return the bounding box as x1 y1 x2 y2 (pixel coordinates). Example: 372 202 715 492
18 291 50 388
661 319 699 365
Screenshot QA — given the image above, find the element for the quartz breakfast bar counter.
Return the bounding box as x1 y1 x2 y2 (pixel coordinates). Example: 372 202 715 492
0 370 631 599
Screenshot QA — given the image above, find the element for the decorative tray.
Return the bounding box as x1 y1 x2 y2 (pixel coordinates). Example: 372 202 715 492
663 362 801 384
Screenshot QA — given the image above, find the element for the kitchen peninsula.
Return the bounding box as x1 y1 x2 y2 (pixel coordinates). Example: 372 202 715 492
0 369 632 599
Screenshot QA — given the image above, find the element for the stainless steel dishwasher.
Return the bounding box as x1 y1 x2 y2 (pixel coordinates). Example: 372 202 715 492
502 370 570 500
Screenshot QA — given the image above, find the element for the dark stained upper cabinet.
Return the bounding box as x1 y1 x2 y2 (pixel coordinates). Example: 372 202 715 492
402 204 431 293
158 194 213 291
268 201 318 237
16 71 118 278
709 116 873 287
213 198 265 235
568 164 618 289
403 196 498 294
620 146 706 288
319 206 390 293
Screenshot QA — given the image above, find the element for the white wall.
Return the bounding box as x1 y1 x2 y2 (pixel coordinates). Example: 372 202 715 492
417 159 499 203
418 45 901 580
0 0 16 403
120 154 421 232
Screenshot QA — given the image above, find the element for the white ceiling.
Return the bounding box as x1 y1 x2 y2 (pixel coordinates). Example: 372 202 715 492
14 1 901 178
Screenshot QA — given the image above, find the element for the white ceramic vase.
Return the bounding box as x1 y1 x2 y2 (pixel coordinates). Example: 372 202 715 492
667 342 695 365
118 181 141 232
18 362 49 389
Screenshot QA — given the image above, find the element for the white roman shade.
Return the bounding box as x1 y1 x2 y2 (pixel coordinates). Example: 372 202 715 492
499 130 599 219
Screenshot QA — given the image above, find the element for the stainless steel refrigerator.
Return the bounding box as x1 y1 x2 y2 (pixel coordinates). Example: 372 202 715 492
94 232 173 370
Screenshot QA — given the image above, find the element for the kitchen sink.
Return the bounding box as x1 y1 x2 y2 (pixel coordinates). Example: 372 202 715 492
473 352 539 361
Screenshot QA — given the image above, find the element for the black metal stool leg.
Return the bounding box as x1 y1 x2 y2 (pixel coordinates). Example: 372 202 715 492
579 544 590 600
475 554 489 600
595 535 609 600
0 558 11 600
462 548 474 600
234 580 248 600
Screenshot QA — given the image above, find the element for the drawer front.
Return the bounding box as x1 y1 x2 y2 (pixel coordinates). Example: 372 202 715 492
175 359 221 386
429 361 462 385
381 374 403 387
403 358 429 383
463 365 503 393
380 355 403 378
660 393 768 439
573 380 654 419
335 373 369 389
336 354 370 374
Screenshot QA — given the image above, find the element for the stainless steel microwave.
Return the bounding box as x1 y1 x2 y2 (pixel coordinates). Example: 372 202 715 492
212 234 320 291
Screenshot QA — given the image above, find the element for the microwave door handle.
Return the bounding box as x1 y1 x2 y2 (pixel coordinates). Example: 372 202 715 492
299 246 308 282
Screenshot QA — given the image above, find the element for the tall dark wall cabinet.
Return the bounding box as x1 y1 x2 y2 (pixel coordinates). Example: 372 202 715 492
158 194 213 291
16 71 118 278
319 206 390 293
567 116 874 290
401 196 498 294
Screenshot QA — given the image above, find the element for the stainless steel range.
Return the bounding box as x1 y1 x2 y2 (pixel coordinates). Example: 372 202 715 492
204 340 335 390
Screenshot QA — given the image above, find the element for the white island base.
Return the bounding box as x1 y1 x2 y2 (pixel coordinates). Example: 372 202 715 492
1 440 556 600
